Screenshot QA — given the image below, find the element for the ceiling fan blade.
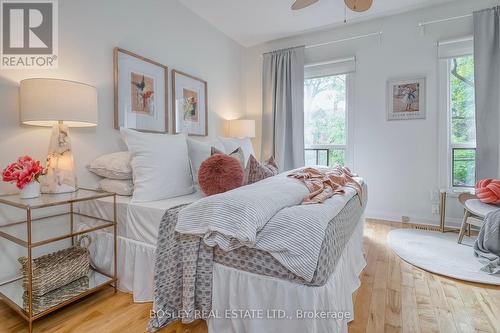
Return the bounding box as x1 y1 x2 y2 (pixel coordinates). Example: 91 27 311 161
344 0 373 12
291 0 319 10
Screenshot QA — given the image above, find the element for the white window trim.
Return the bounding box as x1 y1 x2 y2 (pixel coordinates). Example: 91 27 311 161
438 56 475 192
303 73 354 169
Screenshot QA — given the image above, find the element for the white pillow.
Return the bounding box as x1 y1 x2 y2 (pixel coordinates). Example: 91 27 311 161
88 151 132 179
120 128 194 202
99 179 133 196
187 139 210 184
187 138 227 184
218 137 255 165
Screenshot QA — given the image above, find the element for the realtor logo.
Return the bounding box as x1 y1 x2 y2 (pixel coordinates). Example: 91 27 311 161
1 0 58 68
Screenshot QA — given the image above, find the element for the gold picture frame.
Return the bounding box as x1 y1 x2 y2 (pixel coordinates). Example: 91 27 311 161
114 47 168 133
172 70 208 136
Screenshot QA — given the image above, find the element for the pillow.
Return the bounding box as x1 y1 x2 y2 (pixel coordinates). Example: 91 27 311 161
99 178 133 196
476 179 500 204
218 137 255 165
187 138 227 184
88 151 132 179
211 147 245 168
120 128 194 202
245 155 279 185
198 154 244 196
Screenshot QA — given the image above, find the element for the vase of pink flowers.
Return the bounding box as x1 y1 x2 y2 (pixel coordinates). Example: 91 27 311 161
2 156 44 199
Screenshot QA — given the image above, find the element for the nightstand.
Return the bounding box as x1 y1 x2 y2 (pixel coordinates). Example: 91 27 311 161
0 188 117 333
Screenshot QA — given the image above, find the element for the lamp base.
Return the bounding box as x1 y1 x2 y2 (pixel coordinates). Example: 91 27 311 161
40 123 78 194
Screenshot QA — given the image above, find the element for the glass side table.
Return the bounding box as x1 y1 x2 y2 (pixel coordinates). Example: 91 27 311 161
0 188 117 333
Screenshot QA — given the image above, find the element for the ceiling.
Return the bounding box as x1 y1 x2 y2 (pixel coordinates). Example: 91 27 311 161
179 0 456 47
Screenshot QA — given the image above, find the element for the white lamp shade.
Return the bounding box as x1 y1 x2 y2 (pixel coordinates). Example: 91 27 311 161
20 78 98 127
228 119 255 138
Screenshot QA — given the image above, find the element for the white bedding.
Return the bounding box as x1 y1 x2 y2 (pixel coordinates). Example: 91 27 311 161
75 190 204 245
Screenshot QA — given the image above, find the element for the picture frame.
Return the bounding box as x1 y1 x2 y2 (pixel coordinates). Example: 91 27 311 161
387 77 426 121
114 47 168 133
172 70 208 136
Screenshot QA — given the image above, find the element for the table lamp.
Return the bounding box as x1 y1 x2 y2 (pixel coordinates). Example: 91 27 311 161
19 78 98 194
228 119 256 139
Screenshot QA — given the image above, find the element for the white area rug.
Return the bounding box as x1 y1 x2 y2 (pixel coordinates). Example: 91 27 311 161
387 229 500 285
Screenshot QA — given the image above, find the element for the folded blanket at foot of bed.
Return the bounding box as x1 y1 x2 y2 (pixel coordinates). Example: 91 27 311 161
148 184 367 332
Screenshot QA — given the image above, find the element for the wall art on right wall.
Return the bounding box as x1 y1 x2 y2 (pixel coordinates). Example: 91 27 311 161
387 77 426 120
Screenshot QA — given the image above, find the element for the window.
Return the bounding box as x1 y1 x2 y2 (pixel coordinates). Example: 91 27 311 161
304 74 349 167
448 55 476 188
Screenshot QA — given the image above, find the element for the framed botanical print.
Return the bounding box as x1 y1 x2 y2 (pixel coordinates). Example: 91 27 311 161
114 47 168 133
387 77 426 121
172 70 208 136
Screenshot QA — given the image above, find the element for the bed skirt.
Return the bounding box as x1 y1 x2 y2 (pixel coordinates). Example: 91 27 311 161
79 227 156 302
208 217 366 333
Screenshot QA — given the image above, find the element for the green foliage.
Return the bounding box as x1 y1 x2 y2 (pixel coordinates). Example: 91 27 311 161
304 75 346 146
452 149 476 187
304 75 347 166
450 56 476 187
450 56 475 144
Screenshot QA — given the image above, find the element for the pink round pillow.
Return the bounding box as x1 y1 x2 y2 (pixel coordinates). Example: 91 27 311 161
476 178 500 205
198 154 244 196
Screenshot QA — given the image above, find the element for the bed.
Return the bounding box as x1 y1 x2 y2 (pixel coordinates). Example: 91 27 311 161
75 173 367 333
74 191 204 302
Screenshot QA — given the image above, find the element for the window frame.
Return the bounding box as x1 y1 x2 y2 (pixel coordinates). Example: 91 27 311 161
438 56 476 192
303 72 354 168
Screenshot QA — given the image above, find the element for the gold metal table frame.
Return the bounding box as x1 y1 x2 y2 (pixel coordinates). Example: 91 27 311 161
0 188 118 333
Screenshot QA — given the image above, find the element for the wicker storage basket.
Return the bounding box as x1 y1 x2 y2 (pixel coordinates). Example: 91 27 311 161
18 238 90 297
23 276 90 314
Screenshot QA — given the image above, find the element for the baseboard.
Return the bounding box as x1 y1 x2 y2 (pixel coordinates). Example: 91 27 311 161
366 211 462 228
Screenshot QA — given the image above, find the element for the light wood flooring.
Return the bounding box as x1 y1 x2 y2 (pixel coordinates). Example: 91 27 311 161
1 220 499 333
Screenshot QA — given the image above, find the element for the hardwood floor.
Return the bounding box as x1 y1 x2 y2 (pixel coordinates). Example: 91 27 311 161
1 220 499 333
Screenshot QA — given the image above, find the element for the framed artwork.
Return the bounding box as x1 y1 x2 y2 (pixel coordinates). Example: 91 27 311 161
172 70 208 136
114 47 168 133
387 77 426 121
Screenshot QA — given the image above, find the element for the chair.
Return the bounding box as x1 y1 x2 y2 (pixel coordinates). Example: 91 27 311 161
457 193 498 244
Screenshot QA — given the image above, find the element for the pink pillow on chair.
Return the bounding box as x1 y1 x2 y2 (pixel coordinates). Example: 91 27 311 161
198 154 244 196
476 179 500 205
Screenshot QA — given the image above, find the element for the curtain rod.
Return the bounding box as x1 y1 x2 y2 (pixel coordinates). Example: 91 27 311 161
261 31 382 58
304 56 355 68
418 13 472 27
305 31 382 49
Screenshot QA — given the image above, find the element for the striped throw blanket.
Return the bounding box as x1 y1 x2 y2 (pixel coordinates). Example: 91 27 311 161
176 170 364 281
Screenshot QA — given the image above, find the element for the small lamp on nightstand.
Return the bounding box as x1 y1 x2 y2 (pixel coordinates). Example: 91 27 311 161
228 119 256 139
19 78 98 194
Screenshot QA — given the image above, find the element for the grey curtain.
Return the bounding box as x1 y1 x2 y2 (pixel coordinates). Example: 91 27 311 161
474 7 500 180
262 46 305 171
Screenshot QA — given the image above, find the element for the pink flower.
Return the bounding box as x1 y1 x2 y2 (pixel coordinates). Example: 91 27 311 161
2 156 44 190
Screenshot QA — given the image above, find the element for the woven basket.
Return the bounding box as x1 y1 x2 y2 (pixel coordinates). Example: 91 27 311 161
23 276 90 314
18 236 90 297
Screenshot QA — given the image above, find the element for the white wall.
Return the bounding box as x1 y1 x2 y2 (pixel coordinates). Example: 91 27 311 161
0 0 245 193
242 0 500 225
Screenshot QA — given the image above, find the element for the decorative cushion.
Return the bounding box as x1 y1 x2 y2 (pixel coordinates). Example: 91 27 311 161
120 128 194 202
211 147 245 168
476 179 500 205
88 152 132 180
198 154 245 196
218 137 255 166
245 155 279 185
98 178 133 196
